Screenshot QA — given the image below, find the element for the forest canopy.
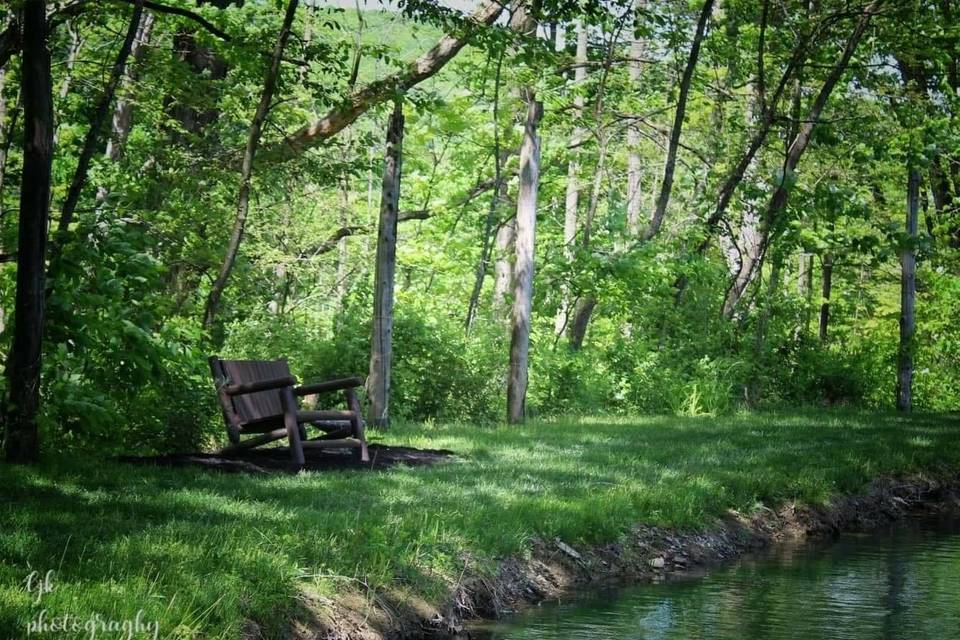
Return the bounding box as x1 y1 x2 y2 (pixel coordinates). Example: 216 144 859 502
0 0 958 459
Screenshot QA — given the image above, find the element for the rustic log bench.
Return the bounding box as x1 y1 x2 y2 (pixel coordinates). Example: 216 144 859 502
208 356 369 465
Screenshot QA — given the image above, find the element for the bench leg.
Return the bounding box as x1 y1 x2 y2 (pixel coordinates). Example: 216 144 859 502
345 388 369 462
282 387 305 467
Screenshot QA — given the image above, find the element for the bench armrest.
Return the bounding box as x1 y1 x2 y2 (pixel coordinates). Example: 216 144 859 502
294 376 364 396
221 376 297 396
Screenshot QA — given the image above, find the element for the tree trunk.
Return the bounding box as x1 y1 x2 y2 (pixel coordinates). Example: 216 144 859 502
492 216 515 312
721 0 881 317
566 132 608 350
0 64 10 224
464 52 505 333
646 0 714 240
268 0 504 162
555 20 588 336
625 3 646 238
4 0 54 464
367 101 404 429
57 21 82 102
334 170 351 313
203 0 299 329
50 0 145 267
818 253 833 342
105 11 155 162
897 167 920 412
507 95 543 424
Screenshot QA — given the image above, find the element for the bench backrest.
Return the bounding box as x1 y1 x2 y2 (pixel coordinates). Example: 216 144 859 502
209 356 292 425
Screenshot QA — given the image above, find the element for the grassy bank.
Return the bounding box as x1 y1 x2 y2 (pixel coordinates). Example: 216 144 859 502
2 411 959 638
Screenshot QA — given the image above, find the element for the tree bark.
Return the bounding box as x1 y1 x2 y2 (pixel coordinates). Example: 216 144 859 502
625 2 647 238
897 167 920 412
720 0 881 317
4 0 54 464
49 0 144 268
646 0 714 240
507 95 543 424
105 11 154 162
566 131 608 350
492 216 515 312
367 101 404 429
334 170 351 312
202 0 299 329
0 64 9 224
555 20 588 336
818 253 833 342
267 0 504 163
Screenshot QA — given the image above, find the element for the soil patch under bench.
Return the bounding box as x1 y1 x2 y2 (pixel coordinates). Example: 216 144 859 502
119 443 456 474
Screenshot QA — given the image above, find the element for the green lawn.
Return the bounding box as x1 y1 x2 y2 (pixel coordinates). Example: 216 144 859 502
1 411 959 638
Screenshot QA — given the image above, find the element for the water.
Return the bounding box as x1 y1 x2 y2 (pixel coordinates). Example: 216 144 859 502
474 515 960 640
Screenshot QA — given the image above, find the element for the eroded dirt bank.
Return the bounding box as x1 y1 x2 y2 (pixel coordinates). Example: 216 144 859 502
269 473 960 640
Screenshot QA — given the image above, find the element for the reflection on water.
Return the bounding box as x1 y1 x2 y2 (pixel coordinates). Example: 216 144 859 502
474 515 960 640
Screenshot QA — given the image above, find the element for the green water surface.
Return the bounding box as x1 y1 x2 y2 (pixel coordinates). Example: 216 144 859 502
474 515 960 640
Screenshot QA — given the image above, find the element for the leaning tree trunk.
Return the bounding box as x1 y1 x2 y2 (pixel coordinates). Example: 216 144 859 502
721 0 881 317
367 101 404 429
818 253 833 342
49 0 145 269
897 167 920 412
4 0 54 464
507 95 543 424
104 11 155 162
203 0 300 329
646 0 714 239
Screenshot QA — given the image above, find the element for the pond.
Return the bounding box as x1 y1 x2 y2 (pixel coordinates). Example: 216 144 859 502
473 515 960 640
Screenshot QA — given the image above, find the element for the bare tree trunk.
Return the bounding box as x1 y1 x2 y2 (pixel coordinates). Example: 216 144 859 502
4 0 53 464
721 0 881 317
897 167 919 412
57 21 82 101
335 171 351 312
625 4 646 238
96 11 155 206
492 216 515 312
646 0 715 239
203 0 299 329
104 11 154 162
465 51 504 333
49 0 145 269
567 133 608 349
818 253 833 342
507 95 543 424
367 101 404 429
749 253 782 404
555 20 588 336
0 64 9 224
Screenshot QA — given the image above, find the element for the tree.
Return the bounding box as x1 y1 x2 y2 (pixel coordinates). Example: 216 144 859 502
647 0 714 239
49 0 146 271
721 0 883 317
368 100 405 428
507 93 543 424
897 167 919 411
203 0 300 329
4 0 54 463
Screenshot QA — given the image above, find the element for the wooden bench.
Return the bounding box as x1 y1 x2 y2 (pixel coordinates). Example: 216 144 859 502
208 356 369 465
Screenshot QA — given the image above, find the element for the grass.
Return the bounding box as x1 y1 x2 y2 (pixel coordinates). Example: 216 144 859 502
1 410 959 638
